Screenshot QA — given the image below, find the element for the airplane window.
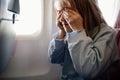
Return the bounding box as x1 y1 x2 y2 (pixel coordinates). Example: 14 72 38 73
98 0 119 27
13 0 43 36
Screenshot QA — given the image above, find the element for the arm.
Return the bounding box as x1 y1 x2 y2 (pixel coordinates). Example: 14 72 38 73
48 32 67 64
67 26 119 78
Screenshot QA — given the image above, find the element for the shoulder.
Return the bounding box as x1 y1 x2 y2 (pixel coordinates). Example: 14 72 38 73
100 23 115 33
94 23 116 41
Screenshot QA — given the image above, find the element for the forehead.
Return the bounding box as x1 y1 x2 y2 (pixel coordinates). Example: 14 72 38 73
54 0 71 10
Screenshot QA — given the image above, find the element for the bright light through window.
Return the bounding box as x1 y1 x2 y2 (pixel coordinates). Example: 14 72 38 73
98 0 116 27
14 0 43 36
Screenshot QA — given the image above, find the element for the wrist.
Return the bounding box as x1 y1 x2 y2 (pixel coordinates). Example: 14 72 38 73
57 30 66 39
73 25 84 31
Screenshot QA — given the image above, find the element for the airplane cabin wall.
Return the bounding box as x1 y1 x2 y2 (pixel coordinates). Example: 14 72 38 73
0 0 61 80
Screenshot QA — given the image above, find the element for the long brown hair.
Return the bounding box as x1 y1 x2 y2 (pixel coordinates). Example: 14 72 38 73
68 0 106 38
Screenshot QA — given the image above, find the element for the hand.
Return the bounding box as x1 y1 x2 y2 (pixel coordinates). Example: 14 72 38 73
56 11 65 33
56 11 66 39
63 8 84 31
56 11 72 33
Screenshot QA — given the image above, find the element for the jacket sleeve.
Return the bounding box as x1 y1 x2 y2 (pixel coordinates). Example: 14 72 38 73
67 27 120 78
48 33 67 64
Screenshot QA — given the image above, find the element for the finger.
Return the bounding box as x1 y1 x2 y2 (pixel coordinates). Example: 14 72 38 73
63 15 72 29
63 11 70 19
63 13 70 23
64 8 80 18
63 11 69 16
63 11 72 23
63 10 74 19
65 9 83 22
56 20 62 26
56 12 63 21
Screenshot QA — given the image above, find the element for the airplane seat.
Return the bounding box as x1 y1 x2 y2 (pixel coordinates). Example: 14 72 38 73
115 9 120 55
0 22 16 74
116 30 120 56
110 9 120 80
101 28 120 80
0 0 19 74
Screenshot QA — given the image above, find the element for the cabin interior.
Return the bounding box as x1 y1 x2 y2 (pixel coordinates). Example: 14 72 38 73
0 0 120 80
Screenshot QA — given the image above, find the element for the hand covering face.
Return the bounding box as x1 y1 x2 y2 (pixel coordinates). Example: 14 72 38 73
54 0 83 32
63 8 83 31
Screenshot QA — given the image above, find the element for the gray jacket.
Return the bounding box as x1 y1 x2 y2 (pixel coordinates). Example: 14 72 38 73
48 23 120 80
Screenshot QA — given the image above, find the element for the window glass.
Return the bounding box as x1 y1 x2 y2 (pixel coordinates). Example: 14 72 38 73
98 0 116 27
14 0 43 36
